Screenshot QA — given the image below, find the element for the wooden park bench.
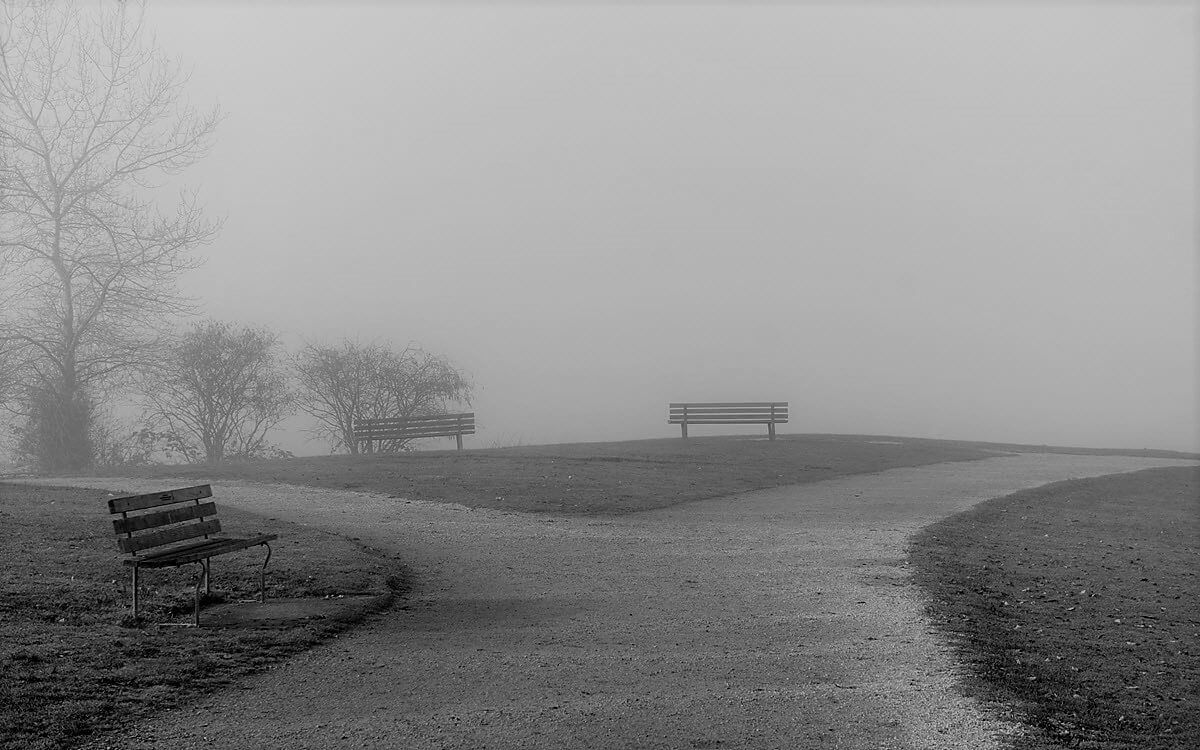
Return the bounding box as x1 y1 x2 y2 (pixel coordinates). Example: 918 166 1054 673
108 484 276 626
669 402 789 440
355 412 476 452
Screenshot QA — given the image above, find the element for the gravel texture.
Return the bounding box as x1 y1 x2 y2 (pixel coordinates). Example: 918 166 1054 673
38 452 1197 749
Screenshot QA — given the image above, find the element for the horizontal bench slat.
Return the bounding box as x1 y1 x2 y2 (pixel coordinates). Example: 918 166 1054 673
113 502 218 534
356 413 474 427
668 402 786 409
359 412 474 421
357 421 476 433
355 422 472 432
358 425 473 433
669 411 785 417
357 434 476 444
358 419 474 429
357 422 474 430
352 424 475 436
108 484 213 514
118 519 222 554
357 433 477 443
667 412 787 417
669 407 788 415
669 418 789 425
669 413 789 419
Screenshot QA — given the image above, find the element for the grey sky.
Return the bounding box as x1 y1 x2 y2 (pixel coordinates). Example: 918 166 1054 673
145 3 1197 452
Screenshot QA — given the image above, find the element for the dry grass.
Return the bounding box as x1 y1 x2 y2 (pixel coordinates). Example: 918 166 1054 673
0 482 406 750
910 466 1200 750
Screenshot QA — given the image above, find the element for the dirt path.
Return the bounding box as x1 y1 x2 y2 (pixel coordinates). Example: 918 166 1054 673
49 453 1195 750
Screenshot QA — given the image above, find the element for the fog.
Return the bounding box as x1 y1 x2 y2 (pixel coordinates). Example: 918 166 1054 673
143 3 1196 453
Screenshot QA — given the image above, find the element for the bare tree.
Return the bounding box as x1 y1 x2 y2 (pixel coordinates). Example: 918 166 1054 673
0 0 218 470
294 340 472 454
142 321 291 464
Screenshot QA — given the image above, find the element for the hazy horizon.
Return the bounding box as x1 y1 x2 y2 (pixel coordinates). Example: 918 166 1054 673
114 3 1197 455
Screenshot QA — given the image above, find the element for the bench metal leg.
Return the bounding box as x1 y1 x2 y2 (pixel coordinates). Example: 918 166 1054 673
193 562 206 627
131 565 140 618
201 558 211 594
768 422 776 441
259 542 273 603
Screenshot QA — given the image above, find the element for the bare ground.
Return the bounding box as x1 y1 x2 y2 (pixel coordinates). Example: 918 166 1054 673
37 452 1196 750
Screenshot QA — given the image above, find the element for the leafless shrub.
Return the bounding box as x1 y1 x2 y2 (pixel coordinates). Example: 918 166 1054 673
293 340 472 454
141 321 292 463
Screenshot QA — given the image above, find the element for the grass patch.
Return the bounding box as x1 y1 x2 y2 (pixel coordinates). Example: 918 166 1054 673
92 434 1009 514
0 482 407 750
910 466 1200 750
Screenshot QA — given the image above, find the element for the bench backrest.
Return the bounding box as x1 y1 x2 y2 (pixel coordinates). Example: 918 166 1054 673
668 402 789 424
108 484 219 556
355 412 476 442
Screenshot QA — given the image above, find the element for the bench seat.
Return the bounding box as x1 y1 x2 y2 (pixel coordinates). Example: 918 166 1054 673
124 534 278 568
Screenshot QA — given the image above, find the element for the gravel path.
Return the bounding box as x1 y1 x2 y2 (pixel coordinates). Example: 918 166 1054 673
44 452 1196 749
